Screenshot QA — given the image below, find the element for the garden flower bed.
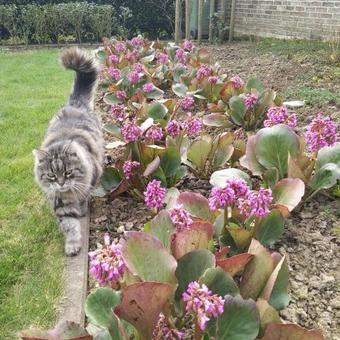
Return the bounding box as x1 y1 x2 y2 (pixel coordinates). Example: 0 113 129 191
21 38 339 340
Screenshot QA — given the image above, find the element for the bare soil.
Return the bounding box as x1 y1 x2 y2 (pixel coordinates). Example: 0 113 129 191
90 41 340 339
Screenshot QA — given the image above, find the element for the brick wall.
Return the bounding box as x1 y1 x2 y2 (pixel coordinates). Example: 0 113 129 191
232 0 340 41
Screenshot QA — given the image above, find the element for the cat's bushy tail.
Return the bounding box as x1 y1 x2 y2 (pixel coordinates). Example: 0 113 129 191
60 47 98 110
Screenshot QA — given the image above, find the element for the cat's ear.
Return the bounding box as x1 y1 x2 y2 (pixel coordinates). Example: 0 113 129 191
32 148 48 160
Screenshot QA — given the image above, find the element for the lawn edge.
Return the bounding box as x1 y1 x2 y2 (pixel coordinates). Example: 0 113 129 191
56 214 89 326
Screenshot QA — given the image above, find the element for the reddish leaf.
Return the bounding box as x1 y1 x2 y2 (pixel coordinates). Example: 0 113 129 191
114 282 174 340
240 239 274 300
215 246 230 260
262 323 325 340
217 253 254 277
271 252 282 268
171 220 213 259
273 178 305 213
256 299 281 337
176 192 215 222
240 135 265 177
227 227 253 252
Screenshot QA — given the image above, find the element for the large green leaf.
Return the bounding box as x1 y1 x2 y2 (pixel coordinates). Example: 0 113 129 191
315 143 340 170
210 168 251 188
104 93 122 105
229 96 246 126
144 210 175 250
147 101 168 120
101 167 123 192
160 147 181 178
187 134 212 171
203 113 233 128
240 135 265 177
175 249 215 299
121 231 177 285
256 299 281 337
260 256 289 310
213 133 235 168
145 86 164 99
310 163 340 191
240 239 274 300
255 209 285 246
85 288 122 340
255 125 300 178
172 83 188 97
199 267 239 297
245 78 265 93
216 295 260 340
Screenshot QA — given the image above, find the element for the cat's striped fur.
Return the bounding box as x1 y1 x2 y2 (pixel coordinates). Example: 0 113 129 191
33 47 104 256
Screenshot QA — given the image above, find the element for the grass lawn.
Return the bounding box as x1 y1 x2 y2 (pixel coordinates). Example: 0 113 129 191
0 49 73 338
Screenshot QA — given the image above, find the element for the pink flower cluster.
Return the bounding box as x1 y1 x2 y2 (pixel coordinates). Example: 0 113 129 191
127 71 141 84
182 281 225 331
130 36 144 47
208 178 273 218
126 50 139 61
108 67 121 81
156 52 169 64
123 161 140 179
305 114 337 152
143 82 154 93
166 120 181 137
116 90 127 100
133 62 143 73
109 54 119 64
152 313 184 340
145 125 163 141
208 76 219 84
89 234 126 286
121 120 142 142
169 205 193 231
183 39 194 50
179 96 195 110
111 104 126 121
176 48 186 62
231 75 244 89
196 64 212 80
244 93 258 109
115 41 126 53
264 106 297 128
182 113 203 136
144 180 166 210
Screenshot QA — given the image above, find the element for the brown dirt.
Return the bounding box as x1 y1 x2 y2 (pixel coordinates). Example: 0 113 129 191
90 41 340 339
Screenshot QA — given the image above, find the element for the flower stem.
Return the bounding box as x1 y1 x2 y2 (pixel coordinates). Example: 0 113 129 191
224 206 229 227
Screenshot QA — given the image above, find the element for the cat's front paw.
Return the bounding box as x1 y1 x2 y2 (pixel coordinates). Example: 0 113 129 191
65 242 81 256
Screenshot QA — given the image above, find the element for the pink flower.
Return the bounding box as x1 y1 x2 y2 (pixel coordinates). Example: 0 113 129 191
305 114 337 152
116 90 128 100
179 96 195 110
208 76 219 84
109 54 119 64
166 120 181 137
127 71 141 84
237 188 273 218
133 63 143 73
145 125 163 141
89 234 126 286
182 281 225 331
156 52 169 64
244 93 258 109
143 82 154 93
115 42 126 53
169 205 193 231
264 106 297 128
183 39 194 50
144 180 166 210
208 178 250 211
176 48 186 62
231 75 244 89
121 120 142 142
111 104 126 121
183 113 202 136
152 313 185 340
126 50 139 61
130 36 144 47
123 161 140 179
108 67 121 81
196 64 212 80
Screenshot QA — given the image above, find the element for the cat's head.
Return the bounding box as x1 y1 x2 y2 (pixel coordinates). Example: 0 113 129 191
33 141 92 195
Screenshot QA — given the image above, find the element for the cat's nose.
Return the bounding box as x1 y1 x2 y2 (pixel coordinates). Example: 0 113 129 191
58 179 65 187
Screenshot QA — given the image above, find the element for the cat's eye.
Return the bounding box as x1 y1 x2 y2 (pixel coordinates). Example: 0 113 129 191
65 170 73 177
47 173 56 179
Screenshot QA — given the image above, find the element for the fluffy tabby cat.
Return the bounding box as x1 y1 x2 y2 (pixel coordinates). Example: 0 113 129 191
33 47 104 256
